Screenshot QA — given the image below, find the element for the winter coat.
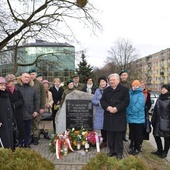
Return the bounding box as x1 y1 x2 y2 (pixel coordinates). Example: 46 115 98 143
151 93 170 138
100 84 130 132
15 79 40 120
49 86 64 107
143 89 152 112
143 89 152 140
0 90 14 149
33 79 46 109
6 88 26 139
74 83 84 91
61 88 75 105
92 88 105 130
44 91 54 113
126 87 145 124
120 80 131 89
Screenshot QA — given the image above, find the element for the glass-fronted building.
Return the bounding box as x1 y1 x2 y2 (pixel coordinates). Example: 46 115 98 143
0 40 75 82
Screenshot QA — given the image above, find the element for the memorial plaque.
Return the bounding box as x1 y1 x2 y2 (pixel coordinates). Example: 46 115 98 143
66 100 93 130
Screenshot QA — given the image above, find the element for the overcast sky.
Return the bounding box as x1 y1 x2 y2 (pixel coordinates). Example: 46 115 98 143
72 0 170 68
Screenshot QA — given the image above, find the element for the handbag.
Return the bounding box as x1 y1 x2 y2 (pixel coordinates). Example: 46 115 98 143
145 118 151 133
144 110 151 133
159 118 170 132
41 108 53 121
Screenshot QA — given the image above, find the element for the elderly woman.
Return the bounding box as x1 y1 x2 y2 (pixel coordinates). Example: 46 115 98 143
92 76 108 149
151 84 170 158
5 74 25 148
126 80 145 155
61 79 75 105
39 80 54 140
0 77 14 150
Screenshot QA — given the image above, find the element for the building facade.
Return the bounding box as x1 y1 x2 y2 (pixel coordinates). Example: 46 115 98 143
0 40 75 82
134 48 170 92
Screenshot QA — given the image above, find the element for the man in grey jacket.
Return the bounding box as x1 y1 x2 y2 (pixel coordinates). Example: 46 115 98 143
15 73 40 148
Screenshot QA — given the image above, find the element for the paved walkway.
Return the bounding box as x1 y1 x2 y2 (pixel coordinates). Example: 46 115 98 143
31 135 170 170
31 136 129 170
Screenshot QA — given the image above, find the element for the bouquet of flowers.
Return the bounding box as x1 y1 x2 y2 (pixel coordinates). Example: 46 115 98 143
49 127 97 159
49 130 74 159
87 131 96 146
67 127 89 149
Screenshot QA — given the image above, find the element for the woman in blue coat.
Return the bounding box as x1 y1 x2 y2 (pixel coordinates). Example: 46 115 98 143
126 80 145 155
92 76 108 149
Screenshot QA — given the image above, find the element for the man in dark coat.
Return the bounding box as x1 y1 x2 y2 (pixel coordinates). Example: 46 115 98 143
100 73 130 159
15 73 40 148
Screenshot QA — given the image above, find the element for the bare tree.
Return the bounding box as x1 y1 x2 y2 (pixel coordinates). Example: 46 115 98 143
106 38 139 75
0 0 101 50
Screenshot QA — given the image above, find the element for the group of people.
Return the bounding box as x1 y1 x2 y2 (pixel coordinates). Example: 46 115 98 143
92 70 170 160
0 69 170 161
0 71 98 150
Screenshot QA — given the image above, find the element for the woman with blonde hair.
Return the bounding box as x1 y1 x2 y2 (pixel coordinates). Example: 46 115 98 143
39 80 54 139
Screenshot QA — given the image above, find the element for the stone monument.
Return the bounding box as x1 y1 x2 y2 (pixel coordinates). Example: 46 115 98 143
55 90 94 134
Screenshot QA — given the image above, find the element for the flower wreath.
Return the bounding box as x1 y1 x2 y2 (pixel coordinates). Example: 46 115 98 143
49 128 101 159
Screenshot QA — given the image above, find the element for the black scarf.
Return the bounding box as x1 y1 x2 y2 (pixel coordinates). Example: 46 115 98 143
0 90 9 98
159 92 170 100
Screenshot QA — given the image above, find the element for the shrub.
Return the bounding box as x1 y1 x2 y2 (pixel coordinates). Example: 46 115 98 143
0 148 55 170
82 153 154 170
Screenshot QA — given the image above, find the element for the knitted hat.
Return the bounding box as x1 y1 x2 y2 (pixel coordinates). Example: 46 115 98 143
5 74 16 83
161 84 170 92
0 77 7 84
67 79 74 85
132 80 141 87
98 76 107 84
119 69 128 76
42 80 50 85
29 68 37 74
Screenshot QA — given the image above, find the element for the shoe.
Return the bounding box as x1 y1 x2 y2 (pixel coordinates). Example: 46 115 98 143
116 155 122 160
44 132 51 140
159 152 167 159
128 149 134 154
151 150 162 155
123 138 128 142
29 135 34 145
33 137 39 145
100 142 107 149
132 149 140 155
107 152 116 157
17 144 24 148
129 142 134 150
24 144 31 148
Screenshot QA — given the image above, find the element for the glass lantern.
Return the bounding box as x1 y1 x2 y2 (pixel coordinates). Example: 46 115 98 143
63 143 68 156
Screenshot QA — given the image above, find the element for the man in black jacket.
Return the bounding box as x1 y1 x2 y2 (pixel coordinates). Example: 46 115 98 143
100 73 130 159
